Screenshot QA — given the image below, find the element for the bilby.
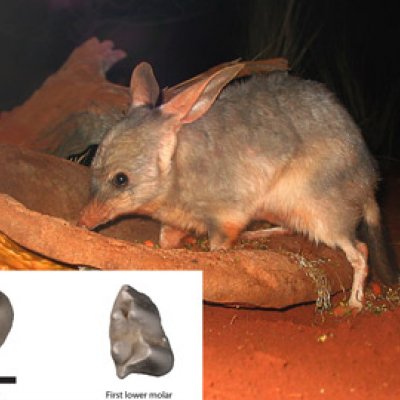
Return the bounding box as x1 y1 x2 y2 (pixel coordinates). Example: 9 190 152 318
78 62 398 308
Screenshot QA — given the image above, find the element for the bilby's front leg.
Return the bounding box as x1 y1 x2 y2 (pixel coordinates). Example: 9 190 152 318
159 224 188 249
208 217 246 250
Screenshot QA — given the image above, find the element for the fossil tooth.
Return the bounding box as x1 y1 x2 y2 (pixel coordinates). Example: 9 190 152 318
0 291 14 349
110 285 174 379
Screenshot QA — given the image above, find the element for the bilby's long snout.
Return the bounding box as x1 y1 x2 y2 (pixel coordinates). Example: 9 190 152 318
77 199 113 230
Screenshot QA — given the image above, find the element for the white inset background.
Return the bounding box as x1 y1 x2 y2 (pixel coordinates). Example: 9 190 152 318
0 271 203 400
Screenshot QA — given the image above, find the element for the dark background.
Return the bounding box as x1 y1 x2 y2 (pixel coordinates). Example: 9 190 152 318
1 0 399 160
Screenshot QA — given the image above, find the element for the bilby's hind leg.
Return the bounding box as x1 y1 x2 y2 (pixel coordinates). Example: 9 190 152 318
339 239 369 309
355 240 368 261
240 226 291 241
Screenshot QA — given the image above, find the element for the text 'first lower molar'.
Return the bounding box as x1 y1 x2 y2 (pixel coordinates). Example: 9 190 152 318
106 390 173 399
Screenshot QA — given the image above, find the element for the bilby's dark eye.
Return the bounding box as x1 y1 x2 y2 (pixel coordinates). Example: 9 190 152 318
112 172 129 188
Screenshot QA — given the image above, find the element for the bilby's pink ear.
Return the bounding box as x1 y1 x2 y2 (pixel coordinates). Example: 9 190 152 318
130 62 160 107
161 64 244 124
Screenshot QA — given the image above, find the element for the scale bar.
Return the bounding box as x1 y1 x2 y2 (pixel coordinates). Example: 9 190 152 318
0 376 17 384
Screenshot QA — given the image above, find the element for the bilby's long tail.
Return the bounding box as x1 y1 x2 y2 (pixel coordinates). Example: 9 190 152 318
359 197 399 284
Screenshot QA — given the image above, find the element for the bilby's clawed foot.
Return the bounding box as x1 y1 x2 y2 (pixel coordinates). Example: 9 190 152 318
209 223 244 251
348 289 364 311
159 224 188 249
209 236 233 251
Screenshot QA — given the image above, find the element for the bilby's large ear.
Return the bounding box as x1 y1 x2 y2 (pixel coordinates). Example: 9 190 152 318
130 62 160 107
160 64 244 124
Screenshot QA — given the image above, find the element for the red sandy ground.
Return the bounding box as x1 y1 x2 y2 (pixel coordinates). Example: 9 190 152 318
203 169 400 400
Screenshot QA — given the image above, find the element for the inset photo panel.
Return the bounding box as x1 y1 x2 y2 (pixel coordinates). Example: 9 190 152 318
0 270 202 400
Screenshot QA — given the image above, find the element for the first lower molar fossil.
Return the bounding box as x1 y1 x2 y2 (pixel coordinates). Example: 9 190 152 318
0 290 14 349
109 285 174 379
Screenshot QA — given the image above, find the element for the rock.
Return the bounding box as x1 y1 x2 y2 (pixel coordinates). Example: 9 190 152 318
0 38 130 157
0 193 354 308
0 291 13 348
110 285 174 378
